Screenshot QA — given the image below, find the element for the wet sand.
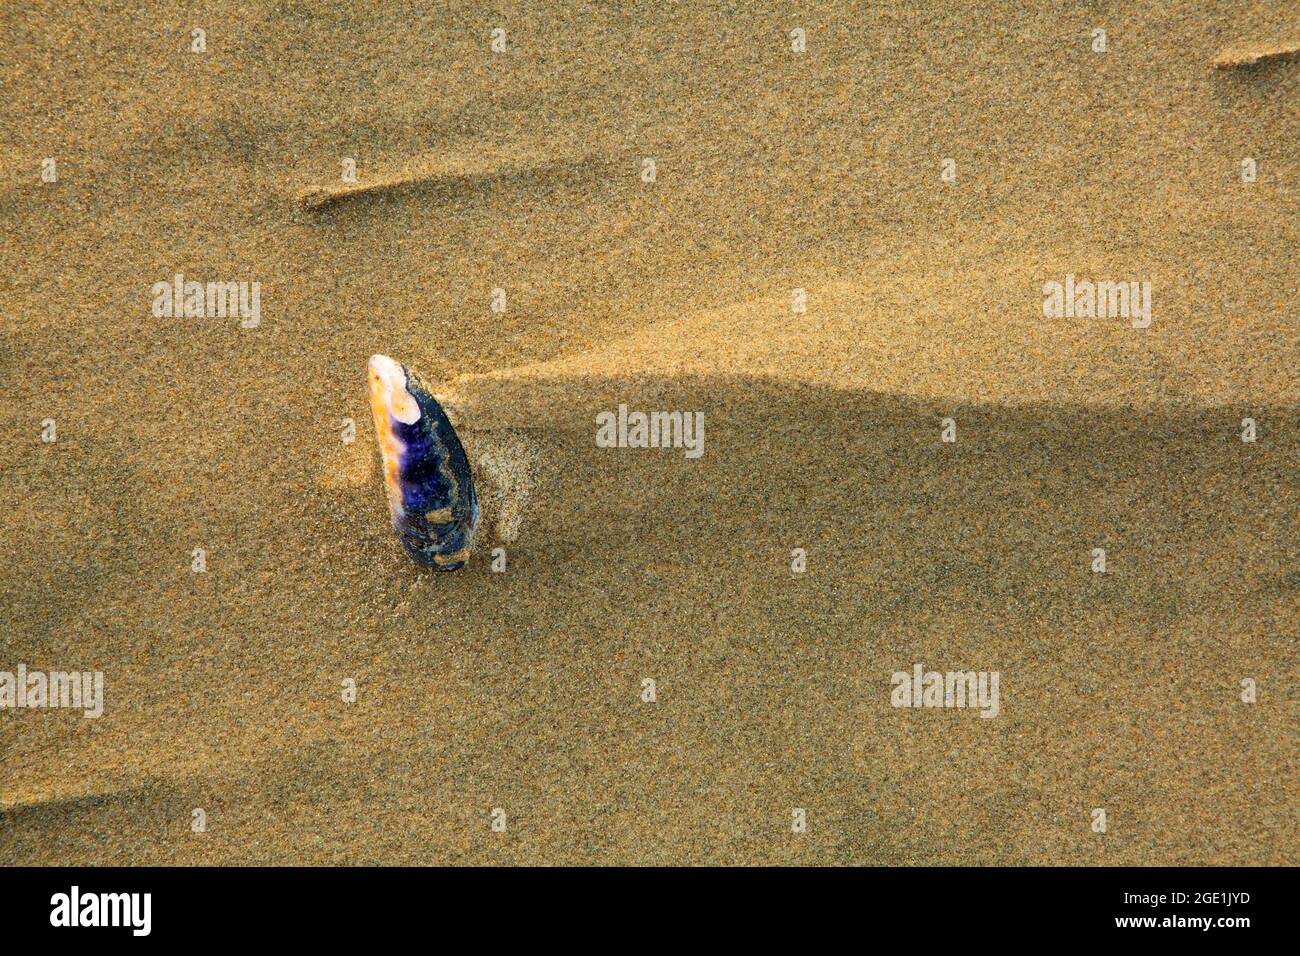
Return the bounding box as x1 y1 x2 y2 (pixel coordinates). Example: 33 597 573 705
1 0 1296 864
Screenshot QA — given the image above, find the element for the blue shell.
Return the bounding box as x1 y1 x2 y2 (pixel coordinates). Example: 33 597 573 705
385 369 479 570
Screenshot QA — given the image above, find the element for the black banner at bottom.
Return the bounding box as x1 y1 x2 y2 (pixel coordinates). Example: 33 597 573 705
0 866 1278 942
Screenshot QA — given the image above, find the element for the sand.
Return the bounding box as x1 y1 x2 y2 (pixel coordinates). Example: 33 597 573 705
1 0 1296 865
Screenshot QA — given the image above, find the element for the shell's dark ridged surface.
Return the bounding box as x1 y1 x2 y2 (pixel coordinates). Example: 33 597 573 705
389 370 479 570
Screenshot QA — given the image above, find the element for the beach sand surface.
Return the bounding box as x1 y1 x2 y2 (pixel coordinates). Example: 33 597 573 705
1 0 1296 864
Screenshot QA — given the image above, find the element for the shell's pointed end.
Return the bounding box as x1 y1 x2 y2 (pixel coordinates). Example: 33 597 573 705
368 354 420 424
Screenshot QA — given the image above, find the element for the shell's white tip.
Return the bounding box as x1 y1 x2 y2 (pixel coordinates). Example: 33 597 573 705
368 354 420 424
